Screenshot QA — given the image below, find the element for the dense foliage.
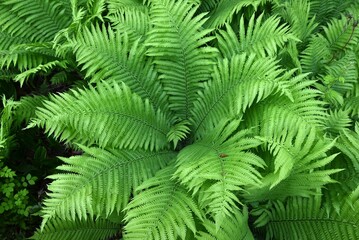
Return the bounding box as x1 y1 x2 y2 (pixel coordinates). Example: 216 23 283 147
1 0 359 239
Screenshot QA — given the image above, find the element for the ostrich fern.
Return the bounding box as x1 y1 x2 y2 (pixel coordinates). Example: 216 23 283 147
1 0 359 239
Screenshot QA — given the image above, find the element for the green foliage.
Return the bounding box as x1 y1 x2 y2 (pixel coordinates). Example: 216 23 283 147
0 0 358 239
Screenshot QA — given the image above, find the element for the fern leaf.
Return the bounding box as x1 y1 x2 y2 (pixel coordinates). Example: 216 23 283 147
14 95 47 125
124 163 202 240
32 217 119 240
107 7 150 43
72 24 169 112
204 0 263 28
191 54 291 139
34 81 171 150
273 0 318 42
217 13 294 59
264 195 359 240
41 145 175 227
244 127 340 202
197 207 254 240
175 119 265 228
146 0 217 120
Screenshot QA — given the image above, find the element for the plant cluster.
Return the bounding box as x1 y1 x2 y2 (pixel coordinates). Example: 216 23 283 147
0 0 359 239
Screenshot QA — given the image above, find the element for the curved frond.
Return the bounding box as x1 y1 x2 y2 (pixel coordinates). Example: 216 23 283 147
175 119 265 227
217 13 294 59
197 207 254 240
191 54 291 139
72 24 169 112
146 0 217 120
124 163 202 240
273 0 318 42
34 81 171 150
31 217 119 240
14 94 47 125
107 7 150 43
41 145 175 227
244 126 340 202
204 0 263 28
264 194 359 240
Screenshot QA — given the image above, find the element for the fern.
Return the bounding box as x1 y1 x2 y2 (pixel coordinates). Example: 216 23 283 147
0 0 358 239
124 163 202 239
41 145 175 227
263 192 359 240
31 217 120 240
146 0 217 120
34 81 171 150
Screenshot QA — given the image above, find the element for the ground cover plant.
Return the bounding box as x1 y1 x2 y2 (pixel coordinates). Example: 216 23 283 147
1 0 359 239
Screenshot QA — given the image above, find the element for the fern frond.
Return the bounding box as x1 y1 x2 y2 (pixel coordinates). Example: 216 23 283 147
107 7 150 43
0 42 58 71
14 60 67 86
204 0 263 28
34 81 171 150
14 95 47 125
124 163 202 240
0 0 71 42
41 145 175 227
175 119 265 227
31 217 119 240
244 125 340 202
146 0 217 120
107 0 147 15
336 129 359 171
323 15 359 55
197 207 254 240
191 54 292 139
300 35 331 76
345 96 359 117
264 194 359 240
273 0 317 42
324 110 352 135
72 24 169 112
217 13 294 59
323 52 358 94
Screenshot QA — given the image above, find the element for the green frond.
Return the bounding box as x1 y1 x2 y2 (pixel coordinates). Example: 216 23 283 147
324 110 352 135
31 217 120 240
197 207 254 240
34 81 171 150
107 0 147 15
300 35 331 76
336 129 359 171
244 75 328 133
263 194 359 240
244 128 340 202
322 15 359 55
323 52 358 94
0 42 58 71
175 119 265 227
310 0 354 25
14 95 47 125
344 96 359 117
273 0 317 42
41 145 175 227
204 0 264 29
166 120 191 148
14 60 67 86
0 0 71 42
191 54 292 139
124 163 202 240
72 24 169 111
146 0 217 120
217 13 294 58
107 7 150 43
